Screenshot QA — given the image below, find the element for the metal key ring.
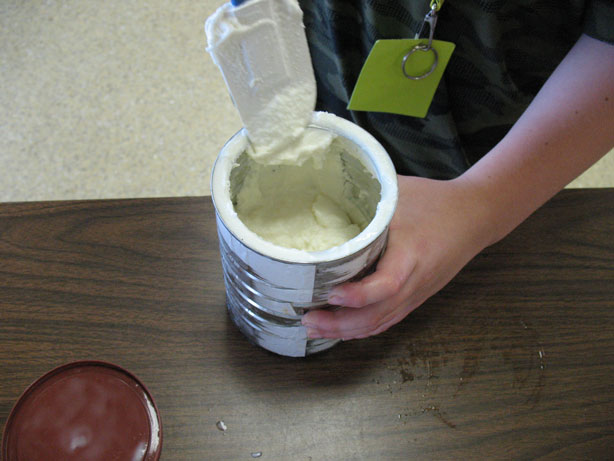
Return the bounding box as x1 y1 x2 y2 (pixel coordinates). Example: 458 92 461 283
402 44 438 80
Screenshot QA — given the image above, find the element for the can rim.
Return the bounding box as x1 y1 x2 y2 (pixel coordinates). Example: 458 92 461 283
210 111 398 264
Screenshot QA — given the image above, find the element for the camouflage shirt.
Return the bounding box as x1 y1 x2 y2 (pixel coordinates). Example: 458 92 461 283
298 0 614 178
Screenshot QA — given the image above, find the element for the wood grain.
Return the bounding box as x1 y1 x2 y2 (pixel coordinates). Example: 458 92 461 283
1 190 613 460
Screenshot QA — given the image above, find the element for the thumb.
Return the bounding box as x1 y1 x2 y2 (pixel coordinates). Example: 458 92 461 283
328 238 415 308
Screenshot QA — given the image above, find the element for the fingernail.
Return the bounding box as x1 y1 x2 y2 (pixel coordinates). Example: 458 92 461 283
306 328 322 339
328 294 344 305
301 316 315 328
328 296 341 305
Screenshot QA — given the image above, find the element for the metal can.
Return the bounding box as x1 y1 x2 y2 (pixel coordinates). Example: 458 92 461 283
211 112 398 357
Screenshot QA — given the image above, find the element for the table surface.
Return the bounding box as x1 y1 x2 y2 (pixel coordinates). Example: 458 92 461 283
1 189 613 460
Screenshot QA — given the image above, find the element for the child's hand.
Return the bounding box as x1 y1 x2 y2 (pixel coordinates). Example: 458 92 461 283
302 34 614 341
301 174 491 340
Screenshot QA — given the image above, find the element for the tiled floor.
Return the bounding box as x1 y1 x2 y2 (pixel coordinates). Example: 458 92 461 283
1 1 612 203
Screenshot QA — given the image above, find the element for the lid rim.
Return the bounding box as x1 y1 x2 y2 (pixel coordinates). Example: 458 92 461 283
2 360 163 461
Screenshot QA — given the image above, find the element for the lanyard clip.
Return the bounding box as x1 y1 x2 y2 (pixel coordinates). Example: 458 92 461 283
414 3 438 50
404 3 439 80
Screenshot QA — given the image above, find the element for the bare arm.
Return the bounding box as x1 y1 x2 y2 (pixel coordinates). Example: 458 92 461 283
302 34 614 340
463 33 614 246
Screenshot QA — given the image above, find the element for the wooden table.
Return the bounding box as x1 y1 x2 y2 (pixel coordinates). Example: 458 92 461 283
1 189 613 460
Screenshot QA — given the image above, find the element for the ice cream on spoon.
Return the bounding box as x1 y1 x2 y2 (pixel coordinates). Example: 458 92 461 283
205 0 335 166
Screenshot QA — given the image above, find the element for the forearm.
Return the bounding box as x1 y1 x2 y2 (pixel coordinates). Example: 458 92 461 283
458 34 614 246
303 36 613 340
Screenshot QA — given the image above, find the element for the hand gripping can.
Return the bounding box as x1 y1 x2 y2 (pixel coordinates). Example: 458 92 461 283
211 112 398 357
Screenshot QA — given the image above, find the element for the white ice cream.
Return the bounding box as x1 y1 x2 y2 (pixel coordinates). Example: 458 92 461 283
211 111 398 264
205 0 335 166
206 0 372 251
234 143 369 251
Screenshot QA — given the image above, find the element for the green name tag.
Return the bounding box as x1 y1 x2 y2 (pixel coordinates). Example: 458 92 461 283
348 39 455 118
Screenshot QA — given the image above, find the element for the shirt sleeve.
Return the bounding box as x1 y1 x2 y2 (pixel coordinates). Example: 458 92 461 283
583 0 614 44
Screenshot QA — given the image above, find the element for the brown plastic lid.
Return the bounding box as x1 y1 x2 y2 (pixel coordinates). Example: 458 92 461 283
2 360 162 461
